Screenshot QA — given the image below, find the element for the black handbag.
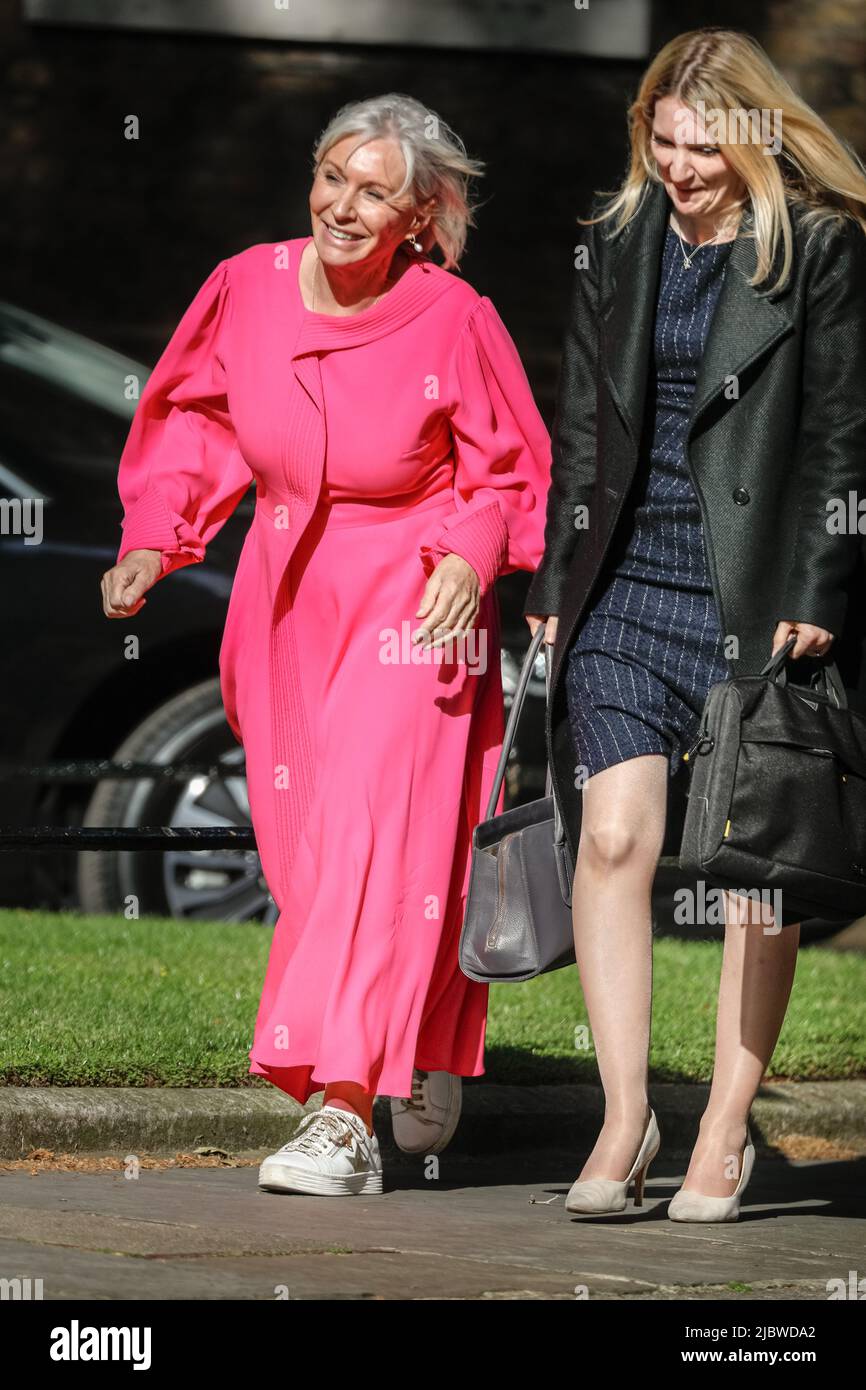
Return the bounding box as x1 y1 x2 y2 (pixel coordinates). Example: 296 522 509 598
459 624 576 983
679 635 866 922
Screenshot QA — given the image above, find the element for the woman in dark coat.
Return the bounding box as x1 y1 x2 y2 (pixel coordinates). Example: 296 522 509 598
525 27 866 1221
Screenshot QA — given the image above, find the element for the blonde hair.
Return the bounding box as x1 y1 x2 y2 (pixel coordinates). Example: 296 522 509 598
589 27 866 293
312 93 485 270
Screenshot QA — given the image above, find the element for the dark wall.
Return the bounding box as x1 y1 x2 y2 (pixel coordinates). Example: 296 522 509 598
1 2 642 413
2 0 864 414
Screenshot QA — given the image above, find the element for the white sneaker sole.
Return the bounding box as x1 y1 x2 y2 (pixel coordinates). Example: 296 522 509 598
392 1077 462 1155
258 1160 383 1196
393 1113 460 1155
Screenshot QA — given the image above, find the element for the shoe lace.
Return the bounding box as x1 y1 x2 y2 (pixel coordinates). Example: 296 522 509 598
286 1110 361 1156
405 1068 429 1112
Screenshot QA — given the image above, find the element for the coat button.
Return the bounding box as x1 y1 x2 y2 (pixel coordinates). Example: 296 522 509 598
732 487 750 505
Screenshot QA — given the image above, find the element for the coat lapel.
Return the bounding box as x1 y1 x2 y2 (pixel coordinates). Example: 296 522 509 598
600 179 794 447
600 181 668 448
689 234 793 431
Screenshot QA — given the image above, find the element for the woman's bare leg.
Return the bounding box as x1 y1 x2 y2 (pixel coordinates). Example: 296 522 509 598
572 752 668 1181
679 891 800 1195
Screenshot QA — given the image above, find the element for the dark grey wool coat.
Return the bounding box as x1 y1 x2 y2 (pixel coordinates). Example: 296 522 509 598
523 177 866 862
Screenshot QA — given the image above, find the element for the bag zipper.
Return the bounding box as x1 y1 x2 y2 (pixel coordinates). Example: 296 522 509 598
486 835 512 951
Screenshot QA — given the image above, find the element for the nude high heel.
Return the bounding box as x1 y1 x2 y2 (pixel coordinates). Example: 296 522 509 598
667 1126 755 1223
565 1108 660 1215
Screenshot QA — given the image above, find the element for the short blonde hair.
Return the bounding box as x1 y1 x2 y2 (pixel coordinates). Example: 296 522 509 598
312 93 484 270
590 27 866 293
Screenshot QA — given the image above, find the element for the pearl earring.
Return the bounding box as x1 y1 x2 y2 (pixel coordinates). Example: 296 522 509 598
406 232 423 252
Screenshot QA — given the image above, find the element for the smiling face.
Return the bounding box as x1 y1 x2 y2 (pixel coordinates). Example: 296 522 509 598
309 134 429 270
650 93 746 226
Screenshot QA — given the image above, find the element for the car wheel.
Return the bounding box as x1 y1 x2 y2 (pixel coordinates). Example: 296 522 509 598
76 678 276 924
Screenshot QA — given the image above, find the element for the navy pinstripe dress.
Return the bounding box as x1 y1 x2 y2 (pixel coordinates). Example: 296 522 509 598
566 224 734 783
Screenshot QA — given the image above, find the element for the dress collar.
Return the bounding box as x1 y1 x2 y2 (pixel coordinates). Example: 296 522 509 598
290 236 459 354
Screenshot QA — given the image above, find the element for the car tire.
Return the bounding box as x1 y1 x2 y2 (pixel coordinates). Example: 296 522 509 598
76 678 276 923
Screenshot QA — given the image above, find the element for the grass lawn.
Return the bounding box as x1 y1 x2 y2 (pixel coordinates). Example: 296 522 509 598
1 909 863 1086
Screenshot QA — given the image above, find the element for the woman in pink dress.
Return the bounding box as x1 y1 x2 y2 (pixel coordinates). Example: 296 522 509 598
101 94 551 1194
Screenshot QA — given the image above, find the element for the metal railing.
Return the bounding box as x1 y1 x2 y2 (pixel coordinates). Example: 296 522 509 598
0 759 256 851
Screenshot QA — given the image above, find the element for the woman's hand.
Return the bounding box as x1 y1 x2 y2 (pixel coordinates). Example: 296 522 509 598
414 553 480 648
526 613 558 645
101 549 163 618
771 619 834 660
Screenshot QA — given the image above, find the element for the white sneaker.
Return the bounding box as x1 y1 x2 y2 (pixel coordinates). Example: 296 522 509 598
258 1104 383 1196
390 1069 462 1155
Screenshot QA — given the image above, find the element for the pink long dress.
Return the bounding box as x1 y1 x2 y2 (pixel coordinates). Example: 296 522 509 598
115 236 551 1103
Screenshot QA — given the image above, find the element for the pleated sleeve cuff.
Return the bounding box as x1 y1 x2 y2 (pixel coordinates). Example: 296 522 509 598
419 498 509 595
117 484 207 577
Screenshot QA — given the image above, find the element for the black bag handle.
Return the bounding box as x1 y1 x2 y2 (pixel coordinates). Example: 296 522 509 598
759 634 847 710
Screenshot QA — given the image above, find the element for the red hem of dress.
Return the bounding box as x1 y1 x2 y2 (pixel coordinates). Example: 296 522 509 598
249 1056 485 1105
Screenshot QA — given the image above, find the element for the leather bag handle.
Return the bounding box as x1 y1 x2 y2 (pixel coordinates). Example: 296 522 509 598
483 624 547 821
759 634 847 710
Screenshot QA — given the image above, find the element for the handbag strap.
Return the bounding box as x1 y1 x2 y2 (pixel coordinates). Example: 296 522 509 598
759 634 848 710
543 640 568 847
483 623 546 821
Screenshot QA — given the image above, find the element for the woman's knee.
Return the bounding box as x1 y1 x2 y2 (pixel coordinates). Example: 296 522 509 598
576 755 667 874
578 818 658 875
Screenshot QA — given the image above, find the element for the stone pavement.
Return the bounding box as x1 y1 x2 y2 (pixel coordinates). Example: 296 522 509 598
1 1146 864 1301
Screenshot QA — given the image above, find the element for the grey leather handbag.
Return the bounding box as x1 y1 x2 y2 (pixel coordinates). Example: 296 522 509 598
459 624 576 983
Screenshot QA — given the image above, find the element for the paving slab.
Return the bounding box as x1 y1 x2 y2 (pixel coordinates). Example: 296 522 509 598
0 1150 863 1301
